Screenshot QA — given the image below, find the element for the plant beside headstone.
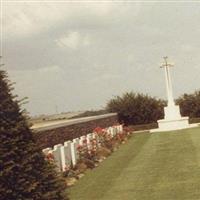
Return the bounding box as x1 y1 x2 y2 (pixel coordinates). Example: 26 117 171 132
65 125 132 185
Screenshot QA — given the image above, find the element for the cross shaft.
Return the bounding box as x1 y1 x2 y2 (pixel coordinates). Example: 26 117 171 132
160 56 175 106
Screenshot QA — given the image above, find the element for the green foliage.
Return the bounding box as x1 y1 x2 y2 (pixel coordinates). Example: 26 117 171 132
176 90 200 118
106 92 166 125
0 69 67 200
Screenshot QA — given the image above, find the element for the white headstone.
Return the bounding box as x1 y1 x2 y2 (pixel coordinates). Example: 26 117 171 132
52 144 63 171
61 141 72 171
86 134 92 150
71 139 79 166
42 147 52 155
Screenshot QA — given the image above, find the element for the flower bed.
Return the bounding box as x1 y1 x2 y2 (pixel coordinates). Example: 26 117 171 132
43 124 134 186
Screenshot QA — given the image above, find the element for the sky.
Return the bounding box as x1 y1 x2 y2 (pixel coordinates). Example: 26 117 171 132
1 1 200 116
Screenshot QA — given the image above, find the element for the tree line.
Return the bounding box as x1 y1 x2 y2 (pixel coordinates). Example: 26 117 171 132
106 91 200 126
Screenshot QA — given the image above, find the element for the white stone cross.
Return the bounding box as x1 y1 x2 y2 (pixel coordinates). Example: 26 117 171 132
160 56 175 106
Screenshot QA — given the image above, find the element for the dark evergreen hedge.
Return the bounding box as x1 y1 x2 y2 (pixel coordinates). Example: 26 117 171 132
0 68 68 200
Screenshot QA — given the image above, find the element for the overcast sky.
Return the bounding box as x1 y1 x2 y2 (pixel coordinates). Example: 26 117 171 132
1 1 200 116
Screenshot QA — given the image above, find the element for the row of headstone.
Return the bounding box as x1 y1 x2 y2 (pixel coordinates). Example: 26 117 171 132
42 125 123 172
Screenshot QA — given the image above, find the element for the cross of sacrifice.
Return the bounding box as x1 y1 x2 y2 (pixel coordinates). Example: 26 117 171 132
160 56 175 106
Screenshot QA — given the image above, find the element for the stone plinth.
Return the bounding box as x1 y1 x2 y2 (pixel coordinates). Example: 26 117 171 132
151 117 189 133
150 105 197 133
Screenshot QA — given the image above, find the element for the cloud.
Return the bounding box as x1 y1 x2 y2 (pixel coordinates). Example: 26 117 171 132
3 2 200 116
55 32 90 49
38 65 62 73
3 2 77 38
181 44 194 53
8 65 63 86
3 2 141 39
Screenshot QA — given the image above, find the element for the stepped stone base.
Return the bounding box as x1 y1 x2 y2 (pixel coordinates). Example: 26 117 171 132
150 117 198 133
150 105 198 133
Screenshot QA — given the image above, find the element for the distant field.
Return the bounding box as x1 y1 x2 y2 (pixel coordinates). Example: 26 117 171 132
30 111 84 124
69 126 200 200
29 110 109 125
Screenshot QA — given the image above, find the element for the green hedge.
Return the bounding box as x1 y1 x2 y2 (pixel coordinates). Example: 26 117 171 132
176 90 200 118
107 92 166 126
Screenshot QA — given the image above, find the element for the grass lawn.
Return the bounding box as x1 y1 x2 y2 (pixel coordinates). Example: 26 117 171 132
68 127 200 200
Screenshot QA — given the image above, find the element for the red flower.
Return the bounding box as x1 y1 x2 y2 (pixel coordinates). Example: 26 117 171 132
77 144 82 151
83 139 87 144
94 127 103 133
46 153 54 160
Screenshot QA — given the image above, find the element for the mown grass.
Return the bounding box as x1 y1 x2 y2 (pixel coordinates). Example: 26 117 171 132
69 127 200 200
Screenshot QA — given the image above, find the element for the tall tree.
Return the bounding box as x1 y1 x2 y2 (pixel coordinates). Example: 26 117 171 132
0 67 67 200
176 90 200 118
107 92 166 125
